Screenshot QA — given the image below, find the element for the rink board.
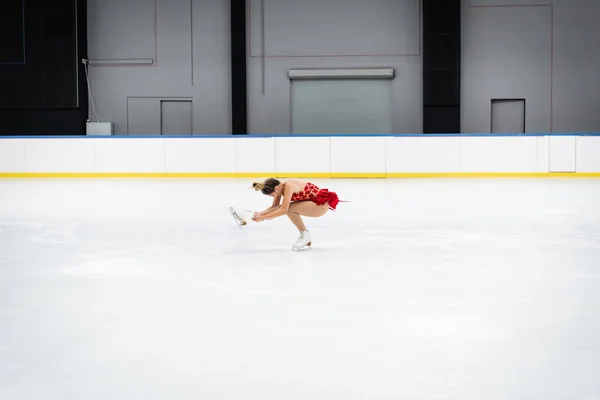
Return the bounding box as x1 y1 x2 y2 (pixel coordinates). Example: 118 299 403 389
0 134 599 178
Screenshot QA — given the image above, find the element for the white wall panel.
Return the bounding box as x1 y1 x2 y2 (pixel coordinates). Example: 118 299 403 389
236 138 275 173
549 135 577 172
330 137 386 174
94 139 166 173
576 136 600 172
0 139 27 173
275 137 330 174
26 139 95 173
2 135 599 176
462 136 538 172
165 138 236 173
537 135 550 173
387 137 462 173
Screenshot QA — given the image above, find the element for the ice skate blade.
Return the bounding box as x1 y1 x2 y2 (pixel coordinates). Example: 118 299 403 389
292 242 312 251
229 207 247 229
292 247 312 251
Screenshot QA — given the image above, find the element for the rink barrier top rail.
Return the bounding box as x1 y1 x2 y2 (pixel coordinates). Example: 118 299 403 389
1 133 600 139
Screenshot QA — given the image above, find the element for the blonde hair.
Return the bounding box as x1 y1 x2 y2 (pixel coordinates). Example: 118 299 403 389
252 178 280 194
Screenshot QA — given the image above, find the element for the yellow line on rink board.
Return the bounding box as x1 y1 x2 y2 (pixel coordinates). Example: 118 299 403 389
0 172 600 178
384 172 600 178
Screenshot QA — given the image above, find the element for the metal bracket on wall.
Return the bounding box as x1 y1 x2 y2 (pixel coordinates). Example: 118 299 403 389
87 59 155 66
288 68 396 80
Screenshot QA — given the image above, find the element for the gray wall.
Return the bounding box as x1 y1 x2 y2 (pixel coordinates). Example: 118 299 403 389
247 0 422 134
87 0 231 135
89 0 422 135
462 0 600 133
89 0 600 135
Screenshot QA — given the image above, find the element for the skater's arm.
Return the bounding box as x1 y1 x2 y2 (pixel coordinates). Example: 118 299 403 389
259 184 296 220
256 194 282 216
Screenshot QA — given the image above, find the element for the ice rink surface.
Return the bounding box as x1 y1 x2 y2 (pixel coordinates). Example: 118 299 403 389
1 178 600 400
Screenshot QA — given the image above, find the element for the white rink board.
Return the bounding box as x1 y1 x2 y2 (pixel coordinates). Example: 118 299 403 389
537 135 550 173
386 136 462 173
462 136 538 173
275 137 330 174
549 135 577 172
0 135 598 175
330 136 387 174
576 136 600 173
0 139 27 173
94 138 166 173
165 138 236 173
26 139 95 173
236 137 276 173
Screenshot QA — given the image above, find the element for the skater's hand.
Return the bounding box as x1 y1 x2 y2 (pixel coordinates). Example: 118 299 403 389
252 214 264 222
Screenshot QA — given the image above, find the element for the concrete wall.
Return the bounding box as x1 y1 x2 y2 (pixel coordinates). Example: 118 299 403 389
462 0 600 133
87 0 422 135
2 135 599 176
87 0 231 135
86 0 600 135
247 0 422 134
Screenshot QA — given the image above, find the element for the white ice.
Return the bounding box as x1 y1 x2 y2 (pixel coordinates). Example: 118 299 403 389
1 178 600 400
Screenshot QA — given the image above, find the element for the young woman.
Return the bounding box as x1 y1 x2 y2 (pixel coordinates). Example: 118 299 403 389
251 178 341 250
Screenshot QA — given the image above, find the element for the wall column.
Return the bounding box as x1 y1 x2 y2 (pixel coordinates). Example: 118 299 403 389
230 0 247 134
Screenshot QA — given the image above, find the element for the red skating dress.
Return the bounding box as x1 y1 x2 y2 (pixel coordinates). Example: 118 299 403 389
289 182 341 210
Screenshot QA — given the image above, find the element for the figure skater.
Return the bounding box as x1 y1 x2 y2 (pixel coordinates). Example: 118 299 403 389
251 178 341 250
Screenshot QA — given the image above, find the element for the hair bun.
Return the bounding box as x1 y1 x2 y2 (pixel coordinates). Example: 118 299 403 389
252 182 265 191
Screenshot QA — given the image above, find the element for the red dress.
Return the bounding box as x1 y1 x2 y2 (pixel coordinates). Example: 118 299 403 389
289 182 341 210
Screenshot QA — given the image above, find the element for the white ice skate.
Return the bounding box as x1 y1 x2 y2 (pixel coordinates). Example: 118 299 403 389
229 207 254 229
292 230 312 251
